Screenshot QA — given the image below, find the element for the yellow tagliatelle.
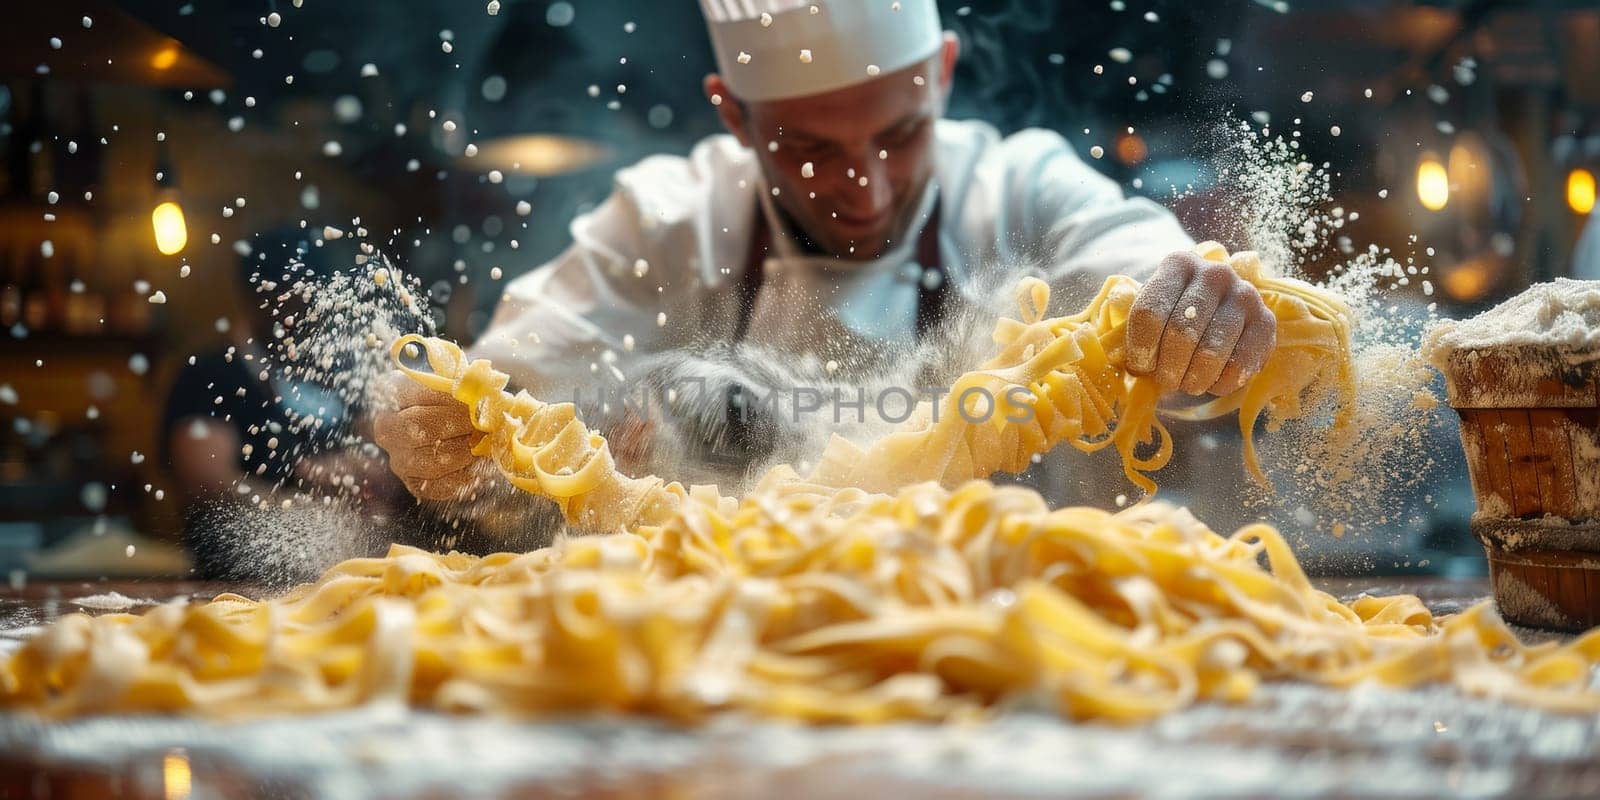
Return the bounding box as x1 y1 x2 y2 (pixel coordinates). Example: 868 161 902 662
811 241 1354 494
6 478 1600 721
387 329 703 532
7 244 1598 723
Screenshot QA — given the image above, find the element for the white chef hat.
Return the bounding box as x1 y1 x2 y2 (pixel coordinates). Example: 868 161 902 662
701 0 943 102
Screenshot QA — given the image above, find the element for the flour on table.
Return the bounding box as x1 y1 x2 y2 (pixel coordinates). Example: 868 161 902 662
68 592 149 611
2 682 1597 799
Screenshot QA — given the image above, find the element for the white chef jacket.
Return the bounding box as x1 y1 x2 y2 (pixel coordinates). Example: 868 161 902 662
471 118 1193 406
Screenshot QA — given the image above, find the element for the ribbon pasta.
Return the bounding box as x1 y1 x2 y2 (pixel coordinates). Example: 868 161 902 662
6 479 1599 721
811 241 1354 494
6 244 1597 723
387 332 704 532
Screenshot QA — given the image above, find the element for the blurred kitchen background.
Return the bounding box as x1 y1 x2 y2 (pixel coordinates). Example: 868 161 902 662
0 0 1596 581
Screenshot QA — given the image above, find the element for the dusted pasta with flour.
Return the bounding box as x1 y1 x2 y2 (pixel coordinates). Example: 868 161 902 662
809 241 1355 494
7 476 1600 721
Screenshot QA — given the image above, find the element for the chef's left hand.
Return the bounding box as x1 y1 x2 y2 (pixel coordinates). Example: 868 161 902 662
1125 251 1277 396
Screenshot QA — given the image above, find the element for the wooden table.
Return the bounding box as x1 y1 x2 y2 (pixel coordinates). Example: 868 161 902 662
9 576 1600 800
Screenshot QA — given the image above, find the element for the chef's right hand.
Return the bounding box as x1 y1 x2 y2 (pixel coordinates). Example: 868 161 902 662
373 371 485 501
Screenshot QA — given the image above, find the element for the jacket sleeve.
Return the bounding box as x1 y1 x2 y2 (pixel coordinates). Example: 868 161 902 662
1002 129 1193 311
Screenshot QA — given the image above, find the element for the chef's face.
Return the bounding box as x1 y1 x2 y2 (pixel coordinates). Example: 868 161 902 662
708 35 959 261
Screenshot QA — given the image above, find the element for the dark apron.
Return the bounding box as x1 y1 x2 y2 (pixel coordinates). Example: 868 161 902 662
711 202 949 470
731 201 948 342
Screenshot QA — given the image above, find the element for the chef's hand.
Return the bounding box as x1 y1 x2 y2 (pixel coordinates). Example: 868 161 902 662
373 371 486 501
1125 251 1277 396
636 351 788 478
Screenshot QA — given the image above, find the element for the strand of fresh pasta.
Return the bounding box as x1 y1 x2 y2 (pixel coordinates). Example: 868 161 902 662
1168 242 1355 485
389 334 715 531
809 241 1355 494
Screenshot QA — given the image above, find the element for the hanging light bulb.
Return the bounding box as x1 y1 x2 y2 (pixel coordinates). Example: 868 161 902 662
152 200 187 255
151 141 187 255
1568 168 1596 216
1417 153 1450 212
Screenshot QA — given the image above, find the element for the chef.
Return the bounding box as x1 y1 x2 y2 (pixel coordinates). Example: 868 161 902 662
375 0 1277 514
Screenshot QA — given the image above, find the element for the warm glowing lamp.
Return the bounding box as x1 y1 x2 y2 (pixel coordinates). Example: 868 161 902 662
151 43 180 71
152 142 187 255
1417 154 1450 212
1440 258 1493 302
152 201 188 255
1115 133 1148 166
1568 168 1596 216
466 134 611 177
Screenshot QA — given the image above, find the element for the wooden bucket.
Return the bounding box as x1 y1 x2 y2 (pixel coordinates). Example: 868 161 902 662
1442 345 1600 631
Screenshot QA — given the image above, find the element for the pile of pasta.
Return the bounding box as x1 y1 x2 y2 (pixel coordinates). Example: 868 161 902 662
6 479 1599 720
6 243 1599 722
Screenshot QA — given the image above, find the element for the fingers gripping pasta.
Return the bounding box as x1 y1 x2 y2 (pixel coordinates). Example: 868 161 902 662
388 334 714 531
7 243 1599 723
1170 242 1356 486
811 241 1355 494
